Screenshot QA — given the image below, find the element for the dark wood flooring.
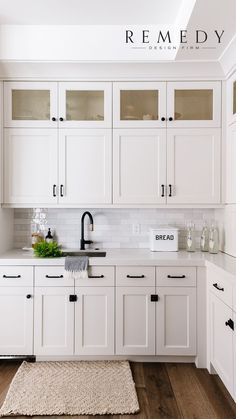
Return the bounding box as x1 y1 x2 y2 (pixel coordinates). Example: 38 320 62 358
0 361 236 418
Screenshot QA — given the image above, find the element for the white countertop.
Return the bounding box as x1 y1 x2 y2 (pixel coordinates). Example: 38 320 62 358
0 248 236 277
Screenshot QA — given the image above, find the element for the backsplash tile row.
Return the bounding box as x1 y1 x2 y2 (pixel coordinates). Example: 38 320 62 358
14 208 215 250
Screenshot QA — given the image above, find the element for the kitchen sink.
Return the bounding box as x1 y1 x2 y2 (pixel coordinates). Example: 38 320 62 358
62 250 106 257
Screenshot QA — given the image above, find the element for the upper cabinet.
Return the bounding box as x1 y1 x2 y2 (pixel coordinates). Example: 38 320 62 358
113 82 166 128
113 81 221 128
58 82 112 128
4 82 58 128
4 81 112 128
166 82 221 128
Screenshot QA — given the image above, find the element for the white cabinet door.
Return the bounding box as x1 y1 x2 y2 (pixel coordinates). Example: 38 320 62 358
58 82 112 128
210 293 234 396
116 286 155 355
113 129 166 204
113 82 166 128
0 287 33 355
167 128 221 204
75 287 114 355
226 124 236 203
4 81 58 128
34 287 74 356
167 81 221 128
4 129 58 205
59 129 112 204
156 287 196 355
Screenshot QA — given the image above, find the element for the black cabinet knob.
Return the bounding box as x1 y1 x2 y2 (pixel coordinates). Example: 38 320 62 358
161 117 166 121
26 294 32 299
59 117 64 122
169 117 173 121
52 117 56 121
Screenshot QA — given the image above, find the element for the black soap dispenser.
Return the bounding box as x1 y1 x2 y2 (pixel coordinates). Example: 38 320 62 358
45 228 53 243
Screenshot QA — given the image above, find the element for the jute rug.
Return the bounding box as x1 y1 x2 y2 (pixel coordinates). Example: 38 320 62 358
0 360 139 416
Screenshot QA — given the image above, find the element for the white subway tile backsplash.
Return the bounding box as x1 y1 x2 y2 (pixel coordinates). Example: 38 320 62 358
13 208 215 250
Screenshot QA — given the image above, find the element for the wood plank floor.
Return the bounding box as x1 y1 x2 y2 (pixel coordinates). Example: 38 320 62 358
0 361 236 418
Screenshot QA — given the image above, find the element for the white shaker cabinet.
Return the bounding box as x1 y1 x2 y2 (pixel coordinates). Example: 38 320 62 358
209 293 234 396
167 128 221 204
116 286 155 355
156 287 196 355
59 129 112 204
34 287 74 356
75 286 114 355
0 287 33 355
4 129 58 205
4 82 58 128
113 129 166 204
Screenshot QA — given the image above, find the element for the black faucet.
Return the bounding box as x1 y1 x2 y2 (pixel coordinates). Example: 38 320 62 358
80 211 94 250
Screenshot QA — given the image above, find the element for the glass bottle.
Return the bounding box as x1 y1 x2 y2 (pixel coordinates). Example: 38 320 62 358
200 221 209 252
209 222 219 254
186 222 196 252
45 228 53 244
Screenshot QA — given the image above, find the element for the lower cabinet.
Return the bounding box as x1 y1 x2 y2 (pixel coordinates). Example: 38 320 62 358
116 286 155 355
209 292 234 396
75 286 114 355
0 286 33 355
34 287 74 356
156 287 196 355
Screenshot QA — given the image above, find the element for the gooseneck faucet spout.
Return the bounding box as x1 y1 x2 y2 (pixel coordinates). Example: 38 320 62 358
80 211 94 250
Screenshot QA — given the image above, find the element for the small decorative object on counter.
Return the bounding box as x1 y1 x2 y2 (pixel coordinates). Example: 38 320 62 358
209 222 219 254
186 221 196 252
31 223 44 248
200 221 209 252
150 227 179 251
45 228 53 244
33 240 62 258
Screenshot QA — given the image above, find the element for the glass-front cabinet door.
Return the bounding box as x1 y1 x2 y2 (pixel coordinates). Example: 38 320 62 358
113 82 166 128
227 74 236 125
167 82 221 128
4 82 58 128
58 82 112 128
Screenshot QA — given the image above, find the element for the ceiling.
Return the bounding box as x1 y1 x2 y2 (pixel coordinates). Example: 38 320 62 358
0 0 235 62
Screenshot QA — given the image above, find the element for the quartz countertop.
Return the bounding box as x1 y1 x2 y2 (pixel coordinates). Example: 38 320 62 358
0 248 235 278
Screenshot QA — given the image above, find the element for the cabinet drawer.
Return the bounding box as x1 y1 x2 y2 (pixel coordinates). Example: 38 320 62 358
35 266 72 287
156 267 196 287
0 266 33 286
75 266 114 286
116 267 155 286
209 269 233 308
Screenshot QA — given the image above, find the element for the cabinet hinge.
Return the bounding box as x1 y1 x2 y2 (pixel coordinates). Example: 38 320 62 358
150 294 158 302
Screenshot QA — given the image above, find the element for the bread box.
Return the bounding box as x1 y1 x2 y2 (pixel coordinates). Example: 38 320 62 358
150 227 179 252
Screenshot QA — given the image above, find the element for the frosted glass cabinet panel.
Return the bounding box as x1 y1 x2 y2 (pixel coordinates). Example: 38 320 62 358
167 82 221 127
113 82 166 128
58 82 112 128
4 82 58 128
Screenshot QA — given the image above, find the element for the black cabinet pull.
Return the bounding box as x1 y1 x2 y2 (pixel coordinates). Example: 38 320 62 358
161 184 165 197
225 319 234 331
51 117 57 121
213 283 224 291
127 274 145 278
167 275 186 279
53 184 57 197
88 275 104 279
60 185 64 197
151 294 159 302
46 275 64 279
169 117 173 121
59 117 64 122
26 294 32 299
168 184 172 197
3 274 21 278
161 117 166 121
69 295 77 302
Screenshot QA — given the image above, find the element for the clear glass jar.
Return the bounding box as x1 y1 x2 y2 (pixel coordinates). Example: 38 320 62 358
209 223 219 254
186 222 196 252
200 222 209 252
